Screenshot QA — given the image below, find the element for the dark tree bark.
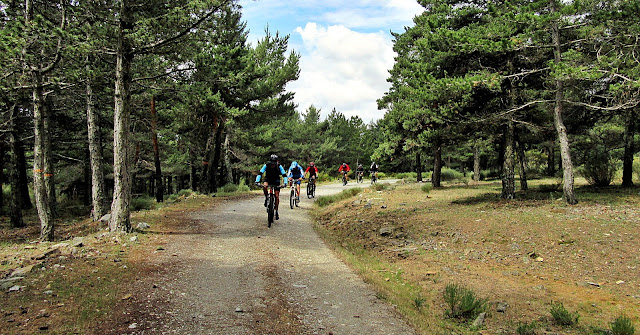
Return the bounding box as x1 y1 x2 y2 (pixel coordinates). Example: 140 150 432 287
150 96 164 202
622 110 636 187
16 135 32 210
86 59 108 220
432 140 442 188
516 135 529 191
0 140 5 214
33 73 54 241
43 98 56 218
473 141 480 182
8 104 25 228
546 145 556 177
223 132 233 185
210 118 225 192
416 151 423 182
501 121 516 199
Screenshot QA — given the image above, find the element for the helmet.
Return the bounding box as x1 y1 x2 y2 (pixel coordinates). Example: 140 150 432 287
269 154 278 163
309 162 314 166
292 161 298 168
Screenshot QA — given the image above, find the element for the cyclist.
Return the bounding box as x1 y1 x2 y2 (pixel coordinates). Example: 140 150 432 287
287 161 305 203
305 162 319 183
370 161 379 180
355 163 365 182
255 154 288 220
338 162 350 183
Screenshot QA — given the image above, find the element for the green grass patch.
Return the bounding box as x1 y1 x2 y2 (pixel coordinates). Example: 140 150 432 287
315 188 362 207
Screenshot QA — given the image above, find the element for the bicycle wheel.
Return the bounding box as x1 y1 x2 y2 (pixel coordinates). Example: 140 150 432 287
307 182 312 199
267 194 274 227
342 175 347 186
312 183 316 198
290 188 295 209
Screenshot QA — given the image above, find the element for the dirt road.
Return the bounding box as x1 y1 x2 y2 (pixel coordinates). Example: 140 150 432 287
130 180 415 335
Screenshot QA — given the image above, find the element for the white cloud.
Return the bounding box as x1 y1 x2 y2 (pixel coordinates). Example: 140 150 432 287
289 23 396 123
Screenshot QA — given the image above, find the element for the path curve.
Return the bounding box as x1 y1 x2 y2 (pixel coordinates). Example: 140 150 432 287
132 179 415 334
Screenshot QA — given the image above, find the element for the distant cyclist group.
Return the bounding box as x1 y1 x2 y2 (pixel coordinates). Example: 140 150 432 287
255 155 379 224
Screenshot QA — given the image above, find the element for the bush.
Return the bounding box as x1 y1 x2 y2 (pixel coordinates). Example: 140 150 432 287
516 321 538 335
550 302 579 326
480 169 500 180
221 183 238 193
440 167 463 182
177 189 194 197
633 158 640 182
421 183 432 194
371 183 388 191
443 283 487 320
394 172 417 180
376 171 387 179
130 195 156 211
611 315 635 335
315 188 362 207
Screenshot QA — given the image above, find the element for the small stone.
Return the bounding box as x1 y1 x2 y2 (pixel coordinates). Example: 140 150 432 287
379 227 394 237
99 213 111 222
8 285 23 292
235 307 244 313
71 237 85 247
472 312 486 327
496 302 508 313
128 323 138 329
616 280 625 285
535 257 544 262
129 236 138 242
136 222 150 230
43 290 54 295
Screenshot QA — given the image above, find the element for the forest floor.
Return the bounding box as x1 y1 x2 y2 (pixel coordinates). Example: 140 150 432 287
312 178 640 334
1 178 639 334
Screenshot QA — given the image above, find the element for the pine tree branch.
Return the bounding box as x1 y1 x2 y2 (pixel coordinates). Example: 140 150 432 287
133 0 231 55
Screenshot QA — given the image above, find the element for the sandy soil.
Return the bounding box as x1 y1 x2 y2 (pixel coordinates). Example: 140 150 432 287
124 181 415 334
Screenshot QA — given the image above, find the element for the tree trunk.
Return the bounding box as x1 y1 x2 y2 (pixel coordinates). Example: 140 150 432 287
32 73 54 241
83 149 90 206
432 140 442 188
86 60 108 220
0 140 5 214
190 149 197 191
16 134 32 210
210 118 225 192
43 99 56 218
416 151 423 182
473 141 480 182
150 96 164 202
501 121 516 199
551 0 577 205
8 105 25 228
110 0 134 232
223 132 234 185
516 133 529 191
201 113 219 193
546 145 555 177
621 109 636 187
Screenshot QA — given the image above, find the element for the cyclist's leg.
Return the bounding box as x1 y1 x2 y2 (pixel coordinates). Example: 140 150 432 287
274 189 280 210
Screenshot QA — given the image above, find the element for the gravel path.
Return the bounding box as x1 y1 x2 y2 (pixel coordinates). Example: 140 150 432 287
132 180 416 334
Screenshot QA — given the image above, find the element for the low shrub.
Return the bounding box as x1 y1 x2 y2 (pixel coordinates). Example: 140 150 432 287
480 169 500 180
315 188 362 207
371 183 388 191
421 183 432 194
375 171 387 179
221 183 239 193
394 172 417 180
611 315 635 335
443 283 487 320
516 321 538 335
130 195 156 211
550 302 579 326
177 189 194 197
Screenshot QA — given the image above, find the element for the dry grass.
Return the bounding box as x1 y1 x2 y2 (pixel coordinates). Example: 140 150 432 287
313 178 640 334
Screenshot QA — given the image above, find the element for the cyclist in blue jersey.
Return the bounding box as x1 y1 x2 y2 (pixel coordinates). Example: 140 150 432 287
287 161 305 201
256 154 288 220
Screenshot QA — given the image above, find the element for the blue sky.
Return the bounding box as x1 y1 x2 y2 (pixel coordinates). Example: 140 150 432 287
238 0 425 123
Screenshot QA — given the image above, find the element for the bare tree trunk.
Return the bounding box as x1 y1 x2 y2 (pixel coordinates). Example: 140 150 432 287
516 139 529 191
432 140 442 188
223 132 233 185
473 141 480 182
546 145 555 177
8 104 25 228
43 99 56 218
501 121 515 199
416 151 423 182
32 73 54 241
16 134 32 209
622 110 636 187
190 149 196 191
86 61 108 220
0 140 5 214
211 118 225 192
110 0 134 232
551 0 577 205
150 96 163 202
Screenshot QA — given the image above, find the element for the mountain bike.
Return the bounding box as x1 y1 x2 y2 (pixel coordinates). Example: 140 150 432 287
341 172 348 186
265 184 282 227
356 171 364 183
306 177 316 199
289 179 301 209
370 171 377 185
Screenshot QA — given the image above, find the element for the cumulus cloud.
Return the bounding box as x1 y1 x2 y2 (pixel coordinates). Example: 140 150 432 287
289 23 396 122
